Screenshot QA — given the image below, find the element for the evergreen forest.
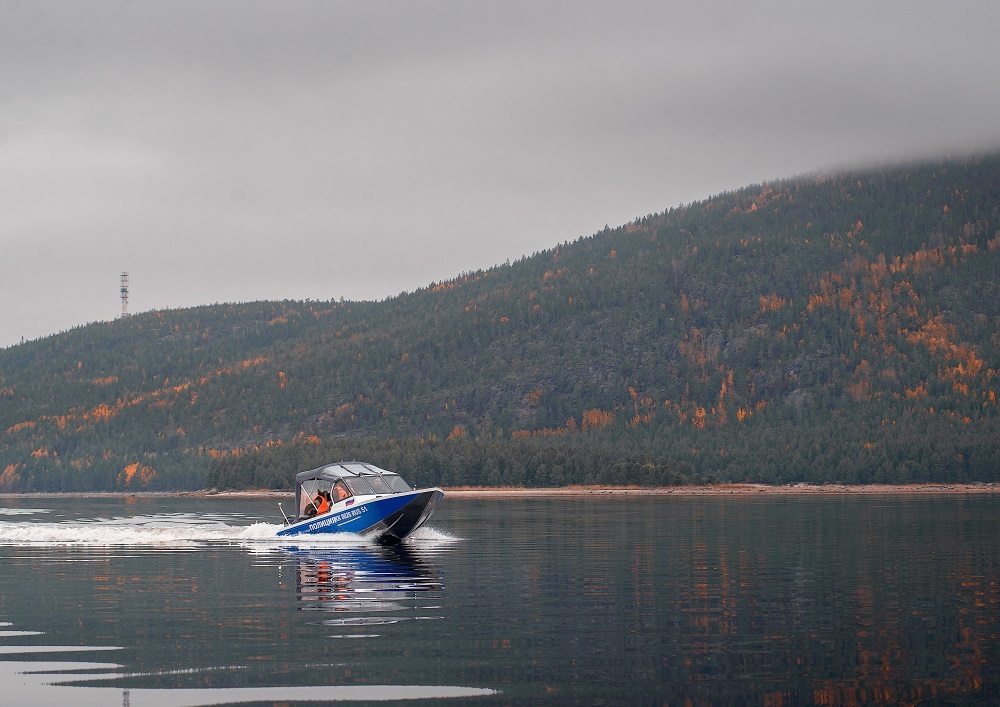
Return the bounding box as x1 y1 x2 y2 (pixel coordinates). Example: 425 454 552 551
2 155 999 491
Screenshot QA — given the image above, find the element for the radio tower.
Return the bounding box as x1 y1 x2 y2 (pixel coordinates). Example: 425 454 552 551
120 272 129 318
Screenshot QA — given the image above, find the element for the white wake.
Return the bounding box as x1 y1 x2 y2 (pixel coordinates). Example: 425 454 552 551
0 517 455 550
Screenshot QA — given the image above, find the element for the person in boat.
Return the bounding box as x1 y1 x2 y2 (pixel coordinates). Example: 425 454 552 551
332 480 351 503
314 492 331 515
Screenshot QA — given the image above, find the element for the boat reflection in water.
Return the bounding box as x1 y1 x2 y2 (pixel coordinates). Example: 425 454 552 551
290 545 445 637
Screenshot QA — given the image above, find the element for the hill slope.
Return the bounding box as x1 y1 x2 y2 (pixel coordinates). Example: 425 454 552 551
3 155 999 491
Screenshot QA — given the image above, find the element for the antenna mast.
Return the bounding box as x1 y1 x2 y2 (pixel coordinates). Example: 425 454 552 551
120 271 129 318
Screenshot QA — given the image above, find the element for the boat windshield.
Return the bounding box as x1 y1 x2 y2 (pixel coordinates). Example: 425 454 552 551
382 474 412 492
363 475 393 494
343 476 376 496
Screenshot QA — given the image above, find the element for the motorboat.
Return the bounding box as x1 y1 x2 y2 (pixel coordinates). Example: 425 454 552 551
276 461 443 544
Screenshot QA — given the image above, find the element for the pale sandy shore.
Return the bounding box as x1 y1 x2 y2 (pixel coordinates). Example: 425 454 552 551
2 483 997 499
441 483 1000 497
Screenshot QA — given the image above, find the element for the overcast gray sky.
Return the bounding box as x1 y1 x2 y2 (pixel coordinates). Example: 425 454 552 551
2 1 999 347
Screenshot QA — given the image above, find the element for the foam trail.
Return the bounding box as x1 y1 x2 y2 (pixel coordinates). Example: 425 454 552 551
0 510 453 550
0 522 258 547
0 519 371 548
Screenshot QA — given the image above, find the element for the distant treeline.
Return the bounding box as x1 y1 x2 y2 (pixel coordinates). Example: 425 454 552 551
205 435 696 490
206 399 1000 490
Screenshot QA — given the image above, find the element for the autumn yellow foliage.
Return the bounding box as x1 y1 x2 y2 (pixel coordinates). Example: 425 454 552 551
119 462 157 487
759 294 787 313
581 408 615 430
0 464 21 491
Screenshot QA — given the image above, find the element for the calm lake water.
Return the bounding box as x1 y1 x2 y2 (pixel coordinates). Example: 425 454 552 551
0 494 997 706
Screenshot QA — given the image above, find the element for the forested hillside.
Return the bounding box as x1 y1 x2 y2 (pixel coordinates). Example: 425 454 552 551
3 155 999 491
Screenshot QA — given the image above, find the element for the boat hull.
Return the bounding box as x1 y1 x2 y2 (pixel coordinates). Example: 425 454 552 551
277 488 443 544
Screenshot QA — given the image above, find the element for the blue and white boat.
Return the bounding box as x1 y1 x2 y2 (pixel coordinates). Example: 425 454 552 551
276 461 443 544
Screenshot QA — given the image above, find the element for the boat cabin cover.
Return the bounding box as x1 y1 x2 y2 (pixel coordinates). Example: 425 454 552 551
293 461 413 521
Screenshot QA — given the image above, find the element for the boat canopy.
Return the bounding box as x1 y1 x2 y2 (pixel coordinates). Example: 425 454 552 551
293 461 413 520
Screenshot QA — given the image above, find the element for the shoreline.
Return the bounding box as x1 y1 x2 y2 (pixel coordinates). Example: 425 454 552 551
441 483 1000 497
1 483 998 499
